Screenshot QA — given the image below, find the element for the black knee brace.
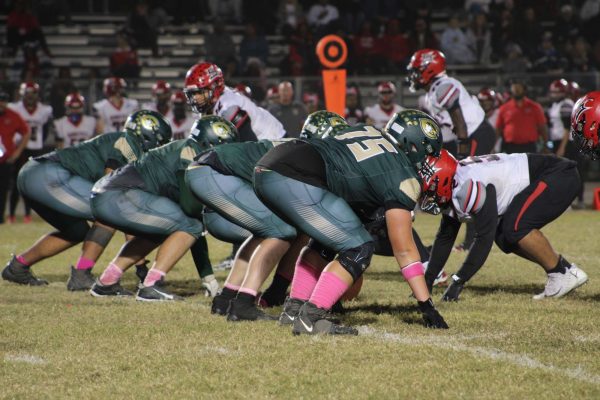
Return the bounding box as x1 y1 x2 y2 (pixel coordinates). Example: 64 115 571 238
62 221 91 243
307 239 337 262
84 224 115 247
338 241 375 281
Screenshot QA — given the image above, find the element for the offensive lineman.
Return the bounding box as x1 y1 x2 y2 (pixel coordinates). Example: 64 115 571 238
419 150 588 301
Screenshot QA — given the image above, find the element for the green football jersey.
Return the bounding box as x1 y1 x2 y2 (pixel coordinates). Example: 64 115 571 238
56 132 143 182
308 124 422 211
135 138 204 201
212 139 289 182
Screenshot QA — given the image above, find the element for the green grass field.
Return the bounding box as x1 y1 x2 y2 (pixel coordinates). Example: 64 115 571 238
1 211 599 399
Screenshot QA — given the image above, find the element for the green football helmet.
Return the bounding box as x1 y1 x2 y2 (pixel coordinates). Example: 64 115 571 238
300 110 349 139
189 115 238 150
124 110 173 151
383 109 442 170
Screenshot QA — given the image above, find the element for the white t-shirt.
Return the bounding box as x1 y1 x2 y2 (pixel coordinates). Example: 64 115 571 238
54 115 96 148
425 75 485 137
364 103 404 130
93 98 139 133
548 98 574 141
8 101 53 150
451 153 530 221
213 87 285 140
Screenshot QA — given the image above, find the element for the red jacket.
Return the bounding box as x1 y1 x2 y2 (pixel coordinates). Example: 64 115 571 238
0 108 29 163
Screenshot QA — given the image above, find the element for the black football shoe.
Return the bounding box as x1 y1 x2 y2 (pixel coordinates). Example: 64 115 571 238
2 255 48 286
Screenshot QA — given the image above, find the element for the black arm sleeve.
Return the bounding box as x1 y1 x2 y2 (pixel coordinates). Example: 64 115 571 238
222 106 257 142
425 214 461 285
455 184 498 282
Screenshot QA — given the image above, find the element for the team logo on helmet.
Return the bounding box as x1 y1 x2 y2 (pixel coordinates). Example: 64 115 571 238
212 121 232 139
329 116 345 127
419 118 440 140
140 114 159 132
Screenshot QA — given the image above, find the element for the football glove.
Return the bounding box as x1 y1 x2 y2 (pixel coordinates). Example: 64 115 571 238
418 298 449 329
442 276 465 302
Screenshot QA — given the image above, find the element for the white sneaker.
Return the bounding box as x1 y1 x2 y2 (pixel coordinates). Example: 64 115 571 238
533 266 588 300
423 262 448 287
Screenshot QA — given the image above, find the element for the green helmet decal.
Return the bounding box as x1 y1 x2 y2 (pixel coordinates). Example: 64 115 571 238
124 110 173 151
189 115 238 150
300 110 349 139
384 109 442 170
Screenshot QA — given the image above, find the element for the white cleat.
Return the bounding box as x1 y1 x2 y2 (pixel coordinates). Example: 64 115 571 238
533 265 588 300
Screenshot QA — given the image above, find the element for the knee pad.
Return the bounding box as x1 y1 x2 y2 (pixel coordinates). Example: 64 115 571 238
307 239 337 262
337 241 375 281
62 221 91 243
84 224 115 247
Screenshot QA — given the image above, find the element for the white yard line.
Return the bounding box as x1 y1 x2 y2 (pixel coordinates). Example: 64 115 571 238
358 326 600 386
4 354 47 365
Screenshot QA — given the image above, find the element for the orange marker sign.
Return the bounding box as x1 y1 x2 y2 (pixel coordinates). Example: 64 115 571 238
316 35 347 116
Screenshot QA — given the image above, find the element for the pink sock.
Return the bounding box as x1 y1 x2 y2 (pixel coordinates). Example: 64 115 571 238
75 257 95 270
99 263 123 285
16 255 30 267
238 287 258 297
143 268 165 287
224 283 241 292
309 271 350 310
290 258 321 301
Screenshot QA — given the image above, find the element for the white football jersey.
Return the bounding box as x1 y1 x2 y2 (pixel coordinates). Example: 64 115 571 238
93 98 139 134
170 115 196 140
213 87 285 140
364 103 404 129
451 153 530 220
425 76 485 137
54 115 96 148
8 101 53 150
548 98 574 141
419 94 456 143
141 101 174 120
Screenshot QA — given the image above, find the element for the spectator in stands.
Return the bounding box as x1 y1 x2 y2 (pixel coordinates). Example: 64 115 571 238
501 43 529 74
306 0 339 36
364 81 404 129
567 36 593 73
466 12 493 64
440 14 477 65
406 17 439 54
344 85 365 125
352 20 380 74
379 18 410 72
553 4 581 51
496 80 548 154
278 0 304 36
531 32 568 74
110 32 141 79
126 1 159 57
6 0 51 57
268 81 307 137
239 23 269 72
514 7 542 60
205 22 237 71
207 0 242 24
302 92 319 114
49 66 76 119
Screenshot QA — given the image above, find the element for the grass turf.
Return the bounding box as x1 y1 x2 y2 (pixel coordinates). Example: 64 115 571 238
1 211 599 399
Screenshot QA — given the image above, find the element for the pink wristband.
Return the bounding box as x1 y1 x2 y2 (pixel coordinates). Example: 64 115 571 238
401 261 425 280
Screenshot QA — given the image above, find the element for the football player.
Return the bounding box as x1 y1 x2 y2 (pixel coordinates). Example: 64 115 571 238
476 88 502 131
183 62 285 141
344 86 365 125
54 92 96 148
570 91 600 160
2 110 171 290
8 81 53 223
142 80 173 118
89 116 236 301
364 81 404 129
94 77 139 134
254 109 448 335
419 150 588 301
408 49 496 251
169 90 196 140
185 111 345 321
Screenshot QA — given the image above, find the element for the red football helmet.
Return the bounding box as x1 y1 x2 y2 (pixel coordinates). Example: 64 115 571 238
418 149 458 214
234 83 252 98
103 77 126 97
170 90 187 105
152 80 172 96
64 92 85 112
183 62 225 114
549 78 569 100
477 88 500 111
568 80 581 101
378 81 396 94
19 81 40 97
571 91 600 160
406 49 446 91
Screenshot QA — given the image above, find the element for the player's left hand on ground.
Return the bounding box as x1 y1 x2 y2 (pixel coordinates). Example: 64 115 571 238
202 278 219 297
418 299 449 329
442 281 464 302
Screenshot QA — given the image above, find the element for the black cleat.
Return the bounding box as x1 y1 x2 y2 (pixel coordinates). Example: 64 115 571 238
2 256 48 286
292 302 358 336
211 292 234 315
67 266 95 291
90 281 133 297
227 297 278 322
279 297 305 325
136 285 183 302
